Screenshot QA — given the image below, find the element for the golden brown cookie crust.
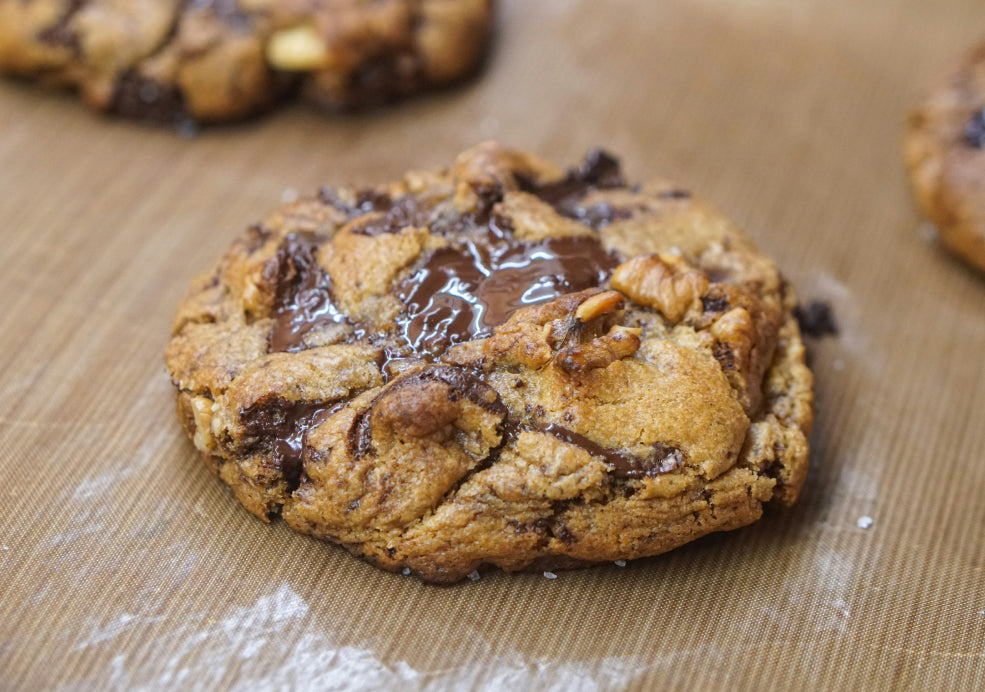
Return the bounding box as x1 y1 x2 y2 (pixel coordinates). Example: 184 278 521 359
165 142 813 583
0 0 493 124
906 40 985 272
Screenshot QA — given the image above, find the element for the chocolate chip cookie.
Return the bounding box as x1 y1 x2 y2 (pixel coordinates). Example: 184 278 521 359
165 142 814 583
906 40 985 271
0 0 492 124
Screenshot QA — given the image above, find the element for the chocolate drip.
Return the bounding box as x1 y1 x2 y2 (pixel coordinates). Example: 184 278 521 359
965 109 985 149
538 424 683 478
268 233 350 352
396 235 618 353
348 366 509 458
241 396 348 488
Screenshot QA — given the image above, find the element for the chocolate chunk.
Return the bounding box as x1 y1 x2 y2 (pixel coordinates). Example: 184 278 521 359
793 301 838 338
396 235 619 354
701 294 730 313
267 233 350 352
340 52 421 109
111 70 189 125
538 424 683 478
348 365 508 457
240 396 347 488
573 149 624 188
355 195 425 236
964 109 985 148
519 149 625 216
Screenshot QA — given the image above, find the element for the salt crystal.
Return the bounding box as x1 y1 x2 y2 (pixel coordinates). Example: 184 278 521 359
467 571 481 582
614 560 627 567
857 516 873 530
543 571 557 580
401 567 411 576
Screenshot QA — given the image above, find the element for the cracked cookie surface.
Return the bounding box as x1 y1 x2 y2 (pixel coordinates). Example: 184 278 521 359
165 142 814 583
906 40 985 272
0 0 492 124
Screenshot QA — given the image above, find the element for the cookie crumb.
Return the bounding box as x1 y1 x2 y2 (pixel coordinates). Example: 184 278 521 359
401 567 411 576
794 301 838 338
281 188 299 204
614 560 627 567
467 570 481 582
857 516 873 530
543 571 558 580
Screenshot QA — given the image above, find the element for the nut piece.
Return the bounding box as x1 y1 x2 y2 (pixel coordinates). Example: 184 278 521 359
575 290 625 322
266 24 331 71
612 254 709 323
710 307 756 374
557 325 641 374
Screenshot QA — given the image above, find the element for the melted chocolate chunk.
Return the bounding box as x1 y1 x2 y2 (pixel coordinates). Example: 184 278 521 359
241 396 347 488
538 424 683 479
794 300 838 338
268 233 350 352
396 235 619 353
519 149 625 217
348 365 508 457
355 195 426 236
37 0 85 51
965 109 985 149
111 70 189 125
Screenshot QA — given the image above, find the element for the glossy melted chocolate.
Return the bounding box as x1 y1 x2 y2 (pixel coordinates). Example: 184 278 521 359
240 396 346 488
396 234 618 353
268 233 350 353
254 152 684 483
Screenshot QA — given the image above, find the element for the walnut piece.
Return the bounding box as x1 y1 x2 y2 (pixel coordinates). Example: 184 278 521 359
557 325 642 374
612 254 709 323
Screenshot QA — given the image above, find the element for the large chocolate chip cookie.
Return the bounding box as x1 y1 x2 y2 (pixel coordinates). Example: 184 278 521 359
165 143 814 582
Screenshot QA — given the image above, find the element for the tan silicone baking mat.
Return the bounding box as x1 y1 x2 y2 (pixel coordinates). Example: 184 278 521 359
2 0 984 689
